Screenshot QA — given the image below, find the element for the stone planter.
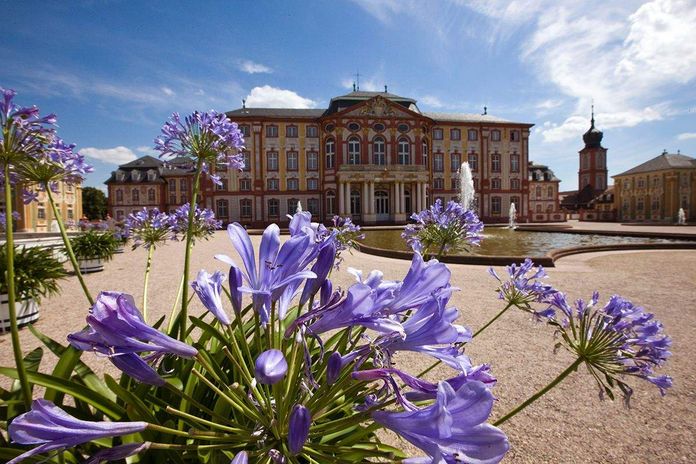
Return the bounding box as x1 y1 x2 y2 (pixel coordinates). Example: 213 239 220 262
78 257 104 273
115 245 125 254
0 295 39 333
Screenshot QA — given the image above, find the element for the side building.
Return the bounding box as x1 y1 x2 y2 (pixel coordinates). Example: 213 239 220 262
1 181 82 233
612 150 695 222
527 162 563 222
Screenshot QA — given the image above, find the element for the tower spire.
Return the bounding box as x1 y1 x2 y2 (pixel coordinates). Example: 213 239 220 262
591 100 595 127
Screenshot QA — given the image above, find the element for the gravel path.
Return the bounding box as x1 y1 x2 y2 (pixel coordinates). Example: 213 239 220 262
1 232 694 463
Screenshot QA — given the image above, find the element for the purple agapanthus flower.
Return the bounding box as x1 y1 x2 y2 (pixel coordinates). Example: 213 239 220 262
546 291 672 402
191 270 230 325
372 381 509 464
488 259 558 321
68 292 198 385
124 207 171 249
255 349 288 385
154 110 245 186
288 404 311 455
230 451 248 464
402 199 483 258
84 442 151 464
169 203 221 243
331 215 364 268
7 399 147 464
215 222 318 324
18 137 93 186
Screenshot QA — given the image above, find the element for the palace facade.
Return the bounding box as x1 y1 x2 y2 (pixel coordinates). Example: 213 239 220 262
1 181 83 233
106 90 565 226
613 150 696 222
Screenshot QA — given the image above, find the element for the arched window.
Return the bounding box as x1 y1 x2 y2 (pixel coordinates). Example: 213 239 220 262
348 136 361 165
326 191 336 215
132 189 139 202
422 139 429 166
325 138 335 169
373 137 385 165
240 199 252 218
547 186 554 199
116 189 123 202
535 186 542 199
267 199 279 218
397 138 410 165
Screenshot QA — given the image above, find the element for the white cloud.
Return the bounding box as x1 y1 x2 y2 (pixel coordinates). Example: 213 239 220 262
161 86 175 96
419 95 444 108
136 145 158 156
238 60 273 74
81 146 137 164
677 132 696 140
536 99 563 110
245 85 316 108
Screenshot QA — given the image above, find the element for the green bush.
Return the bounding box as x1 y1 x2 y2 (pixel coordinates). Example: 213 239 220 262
0 245 68 302
70 230 119 261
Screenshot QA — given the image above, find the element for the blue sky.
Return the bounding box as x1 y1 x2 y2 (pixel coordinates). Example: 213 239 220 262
3 0 696 191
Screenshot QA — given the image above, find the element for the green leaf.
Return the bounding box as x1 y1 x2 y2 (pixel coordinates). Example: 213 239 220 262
0 367 125 419
104 375 157 422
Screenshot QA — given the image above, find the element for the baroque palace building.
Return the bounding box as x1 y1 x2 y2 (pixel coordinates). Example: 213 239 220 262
107 90 558 226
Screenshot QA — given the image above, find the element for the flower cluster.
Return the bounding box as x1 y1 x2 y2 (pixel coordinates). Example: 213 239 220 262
169 202 221 242
489 258 558 310
546 291 672 402
403 198 484 258
154 110 245 185
68 291 198 385
124 207 173 249
1 88 91 189
331 214 364 267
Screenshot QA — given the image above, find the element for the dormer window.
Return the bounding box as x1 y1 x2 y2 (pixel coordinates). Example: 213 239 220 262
131 170 141 182
147 170 157 181
115 170 126 182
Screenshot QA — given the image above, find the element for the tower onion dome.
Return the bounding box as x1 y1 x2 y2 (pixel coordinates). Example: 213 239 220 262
583 110 603 148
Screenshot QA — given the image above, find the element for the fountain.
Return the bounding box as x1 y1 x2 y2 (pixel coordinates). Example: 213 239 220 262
677 208 686 225
508 202 517 229
459 162 475 210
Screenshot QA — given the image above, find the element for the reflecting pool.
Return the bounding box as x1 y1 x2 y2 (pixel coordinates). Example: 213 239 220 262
361 227 687 257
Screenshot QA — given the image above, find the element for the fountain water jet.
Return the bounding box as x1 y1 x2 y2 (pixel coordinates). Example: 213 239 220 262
677 208 686 225
508 203 517 229
459 162 475 210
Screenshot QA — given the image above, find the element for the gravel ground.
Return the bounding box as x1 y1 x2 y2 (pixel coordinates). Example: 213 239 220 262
1 232 694 463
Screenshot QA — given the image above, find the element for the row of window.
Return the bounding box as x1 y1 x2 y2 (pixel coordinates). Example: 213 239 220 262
257 125 319 139
433 153 520 173
216 198 322 219
168 178 188 192
114 189 157 203
432 178 525 191
431 128 521 142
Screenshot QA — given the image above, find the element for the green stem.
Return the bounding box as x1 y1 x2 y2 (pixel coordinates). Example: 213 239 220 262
493 356 584 426
166 273 185 334
142 245 154 322
178 160 203 339
3 165 32 409
45 187 94 306
472 302 513 339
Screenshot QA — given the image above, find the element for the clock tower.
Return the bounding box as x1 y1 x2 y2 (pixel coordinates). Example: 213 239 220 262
578 107 608 192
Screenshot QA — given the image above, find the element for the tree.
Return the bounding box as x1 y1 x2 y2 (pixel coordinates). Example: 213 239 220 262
82 186 107 220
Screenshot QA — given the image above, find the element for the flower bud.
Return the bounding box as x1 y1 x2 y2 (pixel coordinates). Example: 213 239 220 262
288 404 311 455
230 451 248 464
255 349 288 385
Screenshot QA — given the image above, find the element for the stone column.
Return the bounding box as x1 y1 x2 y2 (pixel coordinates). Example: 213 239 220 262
362 182 368 219
369 181 375 215
395 182 401 214
421 183 427 210
345 181 352 215
414 182 420 213
338 181 344 215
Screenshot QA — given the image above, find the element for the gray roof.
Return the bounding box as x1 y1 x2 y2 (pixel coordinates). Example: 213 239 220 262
227 108 325 119
424 112 531 125
330 90 416 103
119 155 163 168
528 162 560 182
614 152 696 177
